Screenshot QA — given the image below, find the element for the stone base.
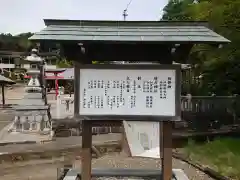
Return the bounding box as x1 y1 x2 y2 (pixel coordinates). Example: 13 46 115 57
0 131 53 144
174 169 189 180
61 168 189 180
8 117 51 134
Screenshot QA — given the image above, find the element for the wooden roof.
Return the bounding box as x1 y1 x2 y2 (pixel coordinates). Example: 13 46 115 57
30 19 230 44
0 75 15 85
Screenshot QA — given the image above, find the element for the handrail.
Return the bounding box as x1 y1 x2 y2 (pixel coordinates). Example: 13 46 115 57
181 95 238 99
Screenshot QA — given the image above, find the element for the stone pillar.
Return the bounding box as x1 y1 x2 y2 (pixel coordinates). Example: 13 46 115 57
15 116 21 132
23 116 30 131
12 116 18 132
31 115 37 131
40 116 45 131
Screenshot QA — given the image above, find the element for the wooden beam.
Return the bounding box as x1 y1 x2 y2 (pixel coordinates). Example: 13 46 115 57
81 120 92 180
72 51 93 180
160 56 175 180
1 85 5 106
82 44 175 63
159 122 163 159
162 121 173 180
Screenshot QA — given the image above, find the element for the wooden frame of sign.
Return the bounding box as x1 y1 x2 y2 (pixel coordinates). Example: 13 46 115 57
74 63 181 180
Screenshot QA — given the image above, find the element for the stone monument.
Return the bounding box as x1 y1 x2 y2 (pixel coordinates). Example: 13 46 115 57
9 49 51 134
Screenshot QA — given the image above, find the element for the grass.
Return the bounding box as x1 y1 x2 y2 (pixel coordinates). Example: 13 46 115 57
181 137 240 179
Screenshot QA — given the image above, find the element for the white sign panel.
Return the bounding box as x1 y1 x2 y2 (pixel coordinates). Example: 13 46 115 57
123 121 160 156
79 69 176 116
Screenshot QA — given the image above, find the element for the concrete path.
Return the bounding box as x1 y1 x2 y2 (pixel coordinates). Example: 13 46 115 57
0 85 25 104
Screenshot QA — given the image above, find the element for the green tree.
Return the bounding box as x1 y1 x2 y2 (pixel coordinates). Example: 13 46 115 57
56 58 73 68
0 32 33 51
162 0 240 95
162 0 194 21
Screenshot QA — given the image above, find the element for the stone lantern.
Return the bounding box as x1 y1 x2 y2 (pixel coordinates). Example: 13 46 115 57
10 49 51 134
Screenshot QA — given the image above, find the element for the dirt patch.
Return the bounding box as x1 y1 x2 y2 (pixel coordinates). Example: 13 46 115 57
0 141 121 163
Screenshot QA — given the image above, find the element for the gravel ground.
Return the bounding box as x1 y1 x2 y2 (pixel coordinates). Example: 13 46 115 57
92 176 158 179
0 152 214 180
89 153 213 180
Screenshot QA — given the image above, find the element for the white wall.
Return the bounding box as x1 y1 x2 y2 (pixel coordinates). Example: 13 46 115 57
0 64 15 68
45 65 57 69
23 64 30 69
23 64 57 70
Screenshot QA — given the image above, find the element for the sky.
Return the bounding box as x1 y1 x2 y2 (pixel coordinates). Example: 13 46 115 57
0 0 168 35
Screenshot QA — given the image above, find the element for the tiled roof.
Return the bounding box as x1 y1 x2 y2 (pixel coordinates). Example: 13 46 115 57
0 75 15 85
29 19 230 44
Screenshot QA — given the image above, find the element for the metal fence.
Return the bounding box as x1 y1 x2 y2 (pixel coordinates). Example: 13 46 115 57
180 95 240 131
54 96 240 137
55 126 122 137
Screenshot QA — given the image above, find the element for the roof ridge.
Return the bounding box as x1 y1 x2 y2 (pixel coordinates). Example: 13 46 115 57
44 19 209 27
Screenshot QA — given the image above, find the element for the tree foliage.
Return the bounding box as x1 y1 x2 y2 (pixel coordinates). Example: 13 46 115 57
56 58 73 68
0 32 34 51
0 33 71 68
162 0 240 95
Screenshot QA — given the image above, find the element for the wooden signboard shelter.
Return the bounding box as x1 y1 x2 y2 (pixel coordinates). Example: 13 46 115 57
30 19 230 180
0 74 15 106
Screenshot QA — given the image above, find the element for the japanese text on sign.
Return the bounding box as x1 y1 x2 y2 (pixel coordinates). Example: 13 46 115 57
79 69 176 116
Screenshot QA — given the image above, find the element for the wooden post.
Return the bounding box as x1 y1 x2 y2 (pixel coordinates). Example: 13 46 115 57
159 121 163 158
81 120 92 180
54 73 59 100
1 84 5 106
162 121 173 180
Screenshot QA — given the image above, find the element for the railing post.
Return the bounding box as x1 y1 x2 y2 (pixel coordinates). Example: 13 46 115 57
233 94 238 124
186 94 192 111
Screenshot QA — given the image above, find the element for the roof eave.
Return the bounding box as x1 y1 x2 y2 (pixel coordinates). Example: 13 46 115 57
29 36 230 45
28 19 230 45
43 19 209 27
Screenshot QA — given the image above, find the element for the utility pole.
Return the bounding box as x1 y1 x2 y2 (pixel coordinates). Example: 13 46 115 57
122 0 133 21
123 9 128 21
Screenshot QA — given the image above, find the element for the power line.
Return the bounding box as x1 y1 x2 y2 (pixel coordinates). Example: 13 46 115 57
126 0 133 10
123 0 133 21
